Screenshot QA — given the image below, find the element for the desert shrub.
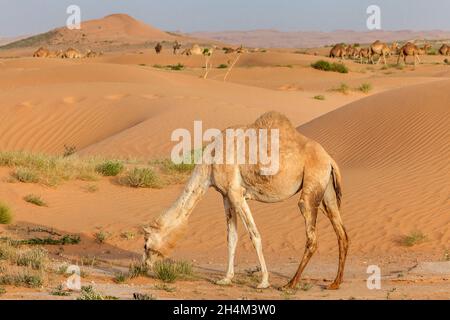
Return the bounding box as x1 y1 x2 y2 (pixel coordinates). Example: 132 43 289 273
84 184 99 193
128 261 149 279
313 95 325 101
11 167 39 183
153 260 193 283
0 271 43 288
133 293 156 300
0 203 12 224
77 285 117 300
24 194 47 207
217 64 228 69
51 284 71 296
400 231 427 247
14 247 48 270
358 83 373 94
63 145 77 157
114 272 128 284
93 231 110 244
311 60 349 73
121 168 162 188
167 63 185 71
95 160 124 177
332 83 350 95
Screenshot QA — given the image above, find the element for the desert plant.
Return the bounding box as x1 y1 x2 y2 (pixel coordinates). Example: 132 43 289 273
166 63 185 71
217 64 228 69
313 95 326 101
332 83 350 95
11 167 39 183
0 203 12 224
93 231 110 244
63 145 77 157
121 168 162 188
24 194 47 207
51 284 71 296
0 271 43 288
14 247 48 270
114 272 128 283
128 261 149 279
84 184 99 193
153 260 193 283
400 231 427 247
133 293 156 300
77 285 117 300
311 60 349 73
95 160 124 177
358 83 373 94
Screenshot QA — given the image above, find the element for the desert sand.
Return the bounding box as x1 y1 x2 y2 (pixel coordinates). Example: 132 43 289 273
0 14 449 300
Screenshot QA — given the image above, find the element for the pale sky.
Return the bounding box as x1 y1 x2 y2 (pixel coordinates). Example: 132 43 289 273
1 0 450 37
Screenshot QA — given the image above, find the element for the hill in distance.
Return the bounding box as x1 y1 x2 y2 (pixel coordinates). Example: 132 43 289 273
0 14 191 52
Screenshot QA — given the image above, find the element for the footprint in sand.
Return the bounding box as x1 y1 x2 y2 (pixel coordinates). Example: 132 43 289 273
104 93 130 100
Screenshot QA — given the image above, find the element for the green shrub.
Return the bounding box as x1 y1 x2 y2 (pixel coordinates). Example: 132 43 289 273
217 64 228 69
95 160 124 177
400 231 427 247
311 60 349 73
93 231 110 244
77 285 117 300
153 260 193 283
0 203 12 224
0 272 43 288
121 168 162 188
128 261 149 278
14 247 48 270
332 83 350 95
24 194 47 207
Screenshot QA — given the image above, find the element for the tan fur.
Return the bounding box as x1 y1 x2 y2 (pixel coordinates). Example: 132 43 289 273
329 44 346 59
144 112 349 290
439 44 450 56
63 48 83 59
369 40 391 65
397 42 421 65
33 47 50 58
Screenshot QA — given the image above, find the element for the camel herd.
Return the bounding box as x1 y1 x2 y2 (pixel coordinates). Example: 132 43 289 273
330 41 450 65
33 47 103 59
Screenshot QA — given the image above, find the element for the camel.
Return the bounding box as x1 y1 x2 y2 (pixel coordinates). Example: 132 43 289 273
345 45 358 59
439 44 450 56
63 48 83 59
155 42 163 54
173 41 182 55
358 48 370 64
369 40 391 65
397 42 421 66
329 44 346 59
47 50 64 58
143 112 349 290
418 43 432 55
33 47 50 58
181 44 204 56
85 49 102 58
391 42 400 55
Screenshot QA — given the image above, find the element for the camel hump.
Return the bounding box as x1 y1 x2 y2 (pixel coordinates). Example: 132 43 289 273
253 111 293 130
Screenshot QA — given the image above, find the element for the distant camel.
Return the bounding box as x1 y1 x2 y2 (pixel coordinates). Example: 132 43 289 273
439 44 450 56
85 49 102 58
173 41 182 55
143 112 349 290
418 44 432 55
358 48 370 64
329 44 346 59
397 42 421 66
369 40 391 65
155 42 163 54
391 42 400 55
345 45 358 59
33 47 50 58
63 48 83 59
181 44 204 56
47 50 64 58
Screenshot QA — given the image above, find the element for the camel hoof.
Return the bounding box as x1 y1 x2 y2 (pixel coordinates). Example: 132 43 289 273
327 282 340 290
216 278 232 286
257 281 270 289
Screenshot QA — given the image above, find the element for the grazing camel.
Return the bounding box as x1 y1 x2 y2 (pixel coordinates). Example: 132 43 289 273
397 42 421 66
329 44 346 59
173 41 182 55
369 40 391 65
143 112 349 290
33 47 51 58
345 45 358 59
63 48 83 59
439 44 450 56
155 42 163 54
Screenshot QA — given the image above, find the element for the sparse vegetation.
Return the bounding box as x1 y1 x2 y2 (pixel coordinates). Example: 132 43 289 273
128 261 149 278
84 184 99 193
63 145 77 157
0 202 12 224
313 95 326 101
154 283 176 292
120 167 163 189
11 167 39 183
357 83 373 94
1 235 80 246
154 63 185 71
217 64 228 69
311 60 349 73
77 285 118 300
120 231 135 240
24 194 47 207
51 284 71 296
93 231 110 244
114 272 128 284
0 271 43 288
400 231 427 247
95 160 124 177
14 247 48 270
332 83 350 95
133 292 156 300
153 260 193 283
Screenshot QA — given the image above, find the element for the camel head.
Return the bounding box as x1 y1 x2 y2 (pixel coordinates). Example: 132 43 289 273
142 226 166 268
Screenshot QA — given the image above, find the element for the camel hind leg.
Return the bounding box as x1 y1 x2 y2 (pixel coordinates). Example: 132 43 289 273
321 181 349 290
285 186 325 289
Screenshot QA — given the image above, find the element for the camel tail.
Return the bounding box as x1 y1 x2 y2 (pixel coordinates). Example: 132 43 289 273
330 160 343 209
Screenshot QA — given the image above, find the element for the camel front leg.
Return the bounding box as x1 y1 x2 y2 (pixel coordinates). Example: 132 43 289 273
216 197 238 286
229 194 270 289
